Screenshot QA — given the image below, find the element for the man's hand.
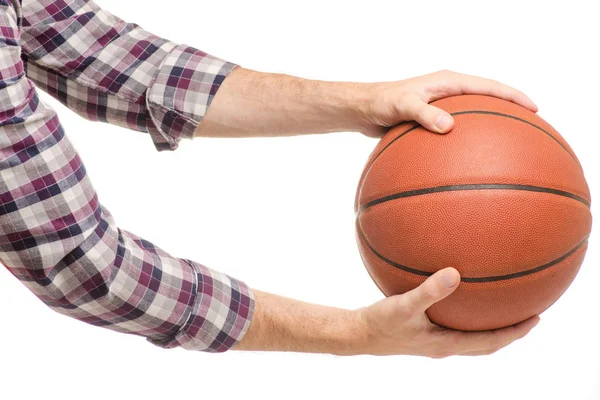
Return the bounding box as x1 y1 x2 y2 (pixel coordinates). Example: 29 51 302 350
234 268 540 357
358 267 540 357
356 70 538 137
197 68 537 139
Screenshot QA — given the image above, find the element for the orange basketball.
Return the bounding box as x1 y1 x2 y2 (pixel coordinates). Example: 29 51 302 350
354 94 592 331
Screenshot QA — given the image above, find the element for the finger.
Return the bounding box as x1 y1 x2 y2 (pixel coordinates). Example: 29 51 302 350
432 71 538 113
449 315 541 354
403 96 454 134
402 267 460 313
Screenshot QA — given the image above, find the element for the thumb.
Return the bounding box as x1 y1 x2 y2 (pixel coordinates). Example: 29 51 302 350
404 267 461 313
404 97 454 134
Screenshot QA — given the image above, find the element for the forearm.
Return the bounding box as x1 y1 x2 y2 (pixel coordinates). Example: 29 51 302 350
197 67 371 137
232 289 367 355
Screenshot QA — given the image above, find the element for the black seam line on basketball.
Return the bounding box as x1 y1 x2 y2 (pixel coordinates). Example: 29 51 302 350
452 110 579 164
360 110 580 183
356 222 589 283
359 184 590 212
359 123 420 181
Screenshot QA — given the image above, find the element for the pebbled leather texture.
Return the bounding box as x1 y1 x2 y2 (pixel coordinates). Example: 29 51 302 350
355 94 592 331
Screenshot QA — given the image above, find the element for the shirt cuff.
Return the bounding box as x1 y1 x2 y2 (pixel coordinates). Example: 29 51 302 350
146 258 255 352
146 44 238 151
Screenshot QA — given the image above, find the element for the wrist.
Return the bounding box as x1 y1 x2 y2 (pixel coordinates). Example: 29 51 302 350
310 79 373 134
331 308 372 356
319 307 370 356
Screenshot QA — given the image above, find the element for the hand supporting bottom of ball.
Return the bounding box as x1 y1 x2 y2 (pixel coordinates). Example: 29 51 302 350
357 267 540 357
233 268 540 357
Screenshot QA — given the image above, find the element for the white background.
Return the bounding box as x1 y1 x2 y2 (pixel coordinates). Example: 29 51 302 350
1 0 598 399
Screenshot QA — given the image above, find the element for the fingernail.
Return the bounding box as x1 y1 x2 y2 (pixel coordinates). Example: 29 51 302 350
440 269 459 288
434 112 453 131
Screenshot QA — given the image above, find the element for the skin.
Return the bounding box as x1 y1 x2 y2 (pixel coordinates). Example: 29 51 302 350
197 68 541 357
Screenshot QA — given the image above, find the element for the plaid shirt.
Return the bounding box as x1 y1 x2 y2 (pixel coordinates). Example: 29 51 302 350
0 0 254 352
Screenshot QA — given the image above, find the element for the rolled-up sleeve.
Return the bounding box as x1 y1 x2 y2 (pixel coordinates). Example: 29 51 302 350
19 0 237 152
1 0 253 352
146 44 236 148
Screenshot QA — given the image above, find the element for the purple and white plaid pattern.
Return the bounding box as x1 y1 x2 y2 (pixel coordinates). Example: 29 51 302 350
147 44 237 144
20 0 238 152
0 0 253 352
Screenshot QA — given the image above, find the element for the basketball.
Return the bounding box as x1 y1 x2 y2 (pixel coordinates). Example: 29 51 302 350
354 94 592 331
